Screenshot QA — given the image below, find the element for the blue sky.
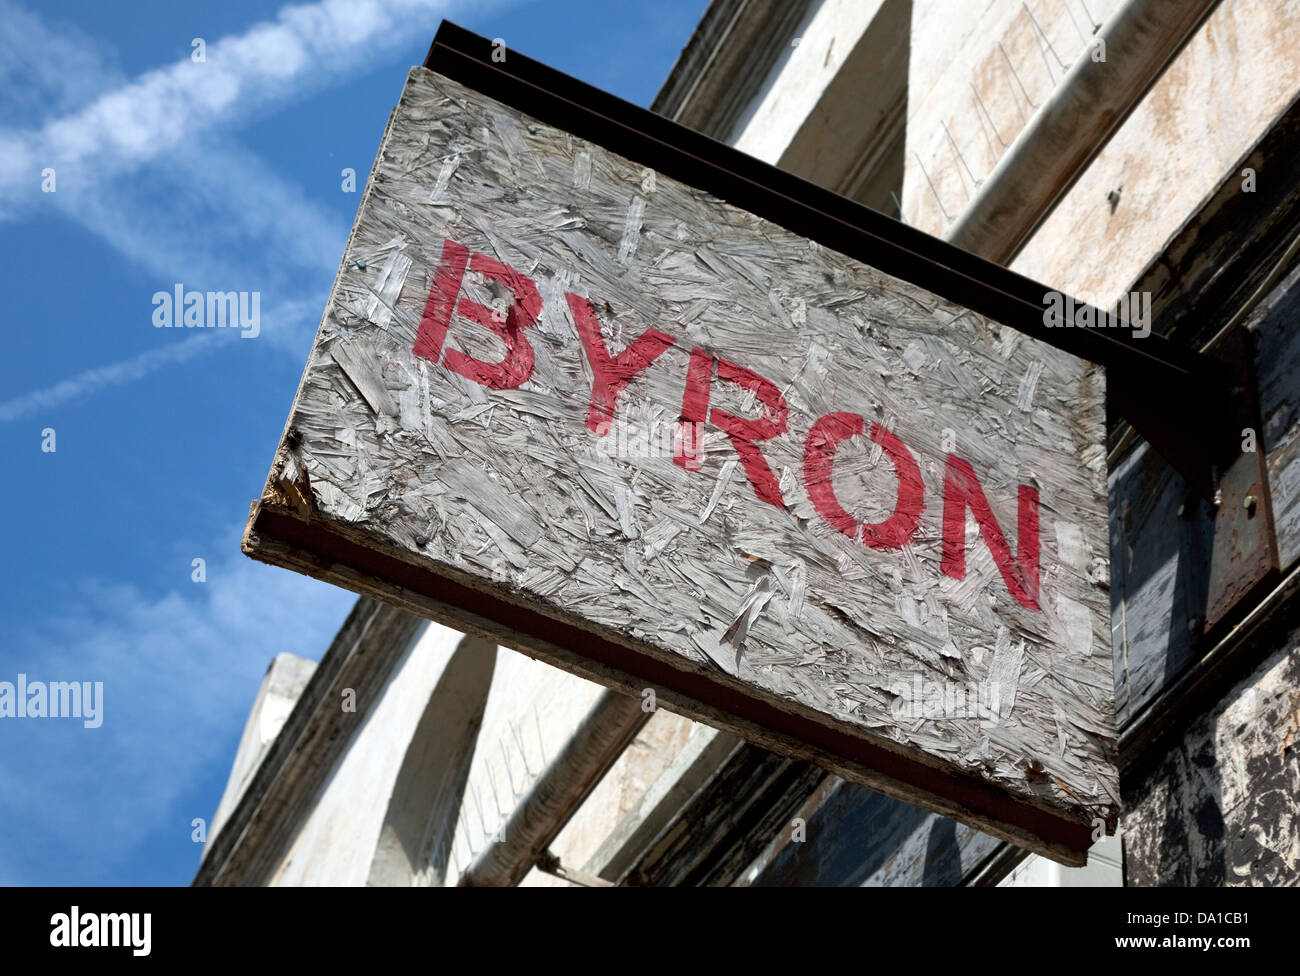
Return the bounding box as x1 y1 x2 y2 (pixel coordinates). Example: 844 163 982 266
0 0 709 884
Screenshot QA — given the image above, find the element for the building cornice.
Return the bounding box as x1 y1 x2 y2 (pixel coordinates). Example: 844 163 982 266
194 596 425 885
651 0 815 140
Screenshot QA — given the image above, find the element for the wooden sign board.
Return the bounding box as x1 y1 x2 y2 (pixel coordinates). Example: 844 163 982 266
245 34 1117 864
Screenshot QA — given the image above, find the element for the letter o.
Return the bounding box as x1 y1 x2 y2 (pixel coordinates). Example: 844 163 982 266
802 413 923 549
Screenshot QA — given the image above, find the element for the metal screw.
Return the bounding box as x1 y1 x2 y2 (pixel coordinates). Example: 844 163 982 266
414 533 429 547
355 259 367 269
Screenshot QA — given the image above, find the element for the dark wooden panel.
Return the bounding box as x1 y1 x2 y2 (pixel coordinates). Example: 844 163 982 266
1108 445 1214 727
621 744 824 886
750 778 1003 886
1254 267 1300 570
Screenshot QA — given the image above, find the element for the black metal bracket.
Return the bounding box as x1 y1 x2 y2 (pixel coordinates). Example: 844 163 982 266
1114 329 1281 636
422 21 1280 632
1201 330 1281 633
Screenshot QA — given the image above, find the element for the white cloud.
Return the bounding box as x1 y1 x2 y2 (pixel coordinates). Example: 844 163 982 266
0 292 323 424
50 137 348 280
0 0 505 420
0 0 486 204
0 334 213 423
0 2 125 127
0 533 357 881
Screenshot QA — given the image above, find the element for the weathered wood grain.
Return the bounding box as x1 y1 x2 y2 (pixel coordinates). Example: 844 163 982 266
748 776 1005 886
1122 625 1300 886
1253 265 1300 571
245 67 1117 861
1108 445 1214 726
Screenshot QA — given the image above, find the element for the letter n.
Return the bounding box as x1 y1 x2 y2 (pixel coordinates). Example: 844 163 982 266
940 455 1040 610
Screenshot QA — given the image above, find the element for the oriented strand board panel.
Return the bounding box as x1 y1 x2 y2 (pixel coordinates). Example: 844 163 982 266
245 66 1116 863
